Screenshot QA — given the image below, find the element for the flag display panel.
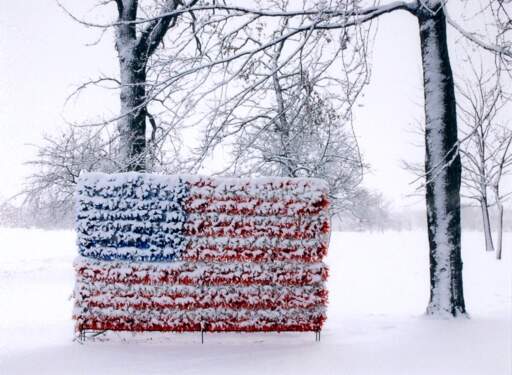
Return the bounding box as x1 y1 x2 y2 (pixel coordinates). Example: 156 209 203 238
73 173 329 333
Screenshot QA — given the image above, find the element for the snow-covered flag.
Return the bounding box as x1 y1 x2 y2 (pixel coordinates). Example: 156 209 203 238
73 173 330 333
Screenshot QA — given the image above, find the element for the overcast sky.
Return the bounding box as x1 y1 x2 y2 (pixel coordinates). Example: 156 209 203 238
0 1 492 209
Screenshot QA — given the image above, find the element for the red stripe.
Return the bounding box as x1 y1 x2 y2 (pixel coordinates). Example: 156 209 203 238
76 289 328 310
74 307 326 332
77 273 327 287
182 242 328 263
83 300 325 310
185 196 329 216
184 222 329 240
75 259 328 286
77 321 324 333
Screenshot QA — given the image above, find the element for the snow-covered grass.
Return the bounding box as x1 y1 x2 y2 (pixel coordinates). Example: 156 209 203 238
0 228 510 374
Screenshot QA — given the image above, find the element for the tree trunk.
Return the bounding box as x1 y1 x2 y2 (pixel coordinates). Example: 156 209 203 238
494 186 504 260
113 0 178 171
118 53 147 172
271 43 296 177
480 197 495 252
417 5 466 317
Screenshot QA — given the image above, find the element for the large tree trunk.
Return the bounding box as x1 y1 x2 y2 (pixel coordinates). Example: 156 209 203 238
417 5 466 317
480 196 495 252
115 0 148 172
113 0 177 172
118 53 147 172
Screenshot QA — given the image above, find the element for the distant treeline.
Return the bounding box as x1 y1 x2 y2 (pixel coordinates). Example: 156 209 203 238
1 196 510 232
0 199 74 229
332 204 512 232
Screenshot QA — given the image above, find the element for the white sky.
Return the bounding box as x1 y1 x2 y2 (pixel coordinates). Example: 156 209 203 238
0 1 116 198
0 1 497 209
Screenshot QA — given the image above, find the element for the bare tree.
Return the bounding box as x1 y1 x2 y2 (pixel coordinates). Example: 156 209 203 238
172 0 468 317
114 0 192 171
457 47 512 258
490 127 512 260
337 190 395 231
487 0 512 260
0 199 25 228
149 0 510 317
458 63 502 252
61 0 512 316
203 25 370 217
22 126 118 225
62 0 201 171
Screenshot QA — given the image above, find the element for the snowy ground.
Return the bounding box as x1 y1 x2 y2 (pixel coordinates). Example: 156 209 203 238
0 228 510 375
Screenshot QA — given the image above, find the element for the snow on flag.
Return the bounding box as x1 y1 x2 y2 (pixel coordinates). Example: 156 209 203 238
73 172 330 333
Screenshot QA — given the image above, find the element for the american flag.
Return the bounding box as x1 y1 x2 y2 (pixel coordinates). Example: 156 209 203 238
74 173 329 333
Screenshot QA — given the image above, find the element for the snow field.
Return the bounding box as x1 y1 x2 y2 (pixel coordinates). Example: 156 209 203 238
0 228 510 374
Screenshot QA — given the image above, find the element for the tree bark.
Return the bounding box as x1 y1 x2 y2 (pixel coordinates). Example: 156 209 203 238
270 41 298 177
114 0 178 171
417 4 466 317
480 197 495 252
118 52 147 172
115 0 146 171
494 186 504 260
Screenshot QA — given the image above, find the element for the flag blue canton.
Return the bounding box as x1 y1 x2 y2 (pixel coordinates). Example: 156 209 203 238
76 175 189 262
